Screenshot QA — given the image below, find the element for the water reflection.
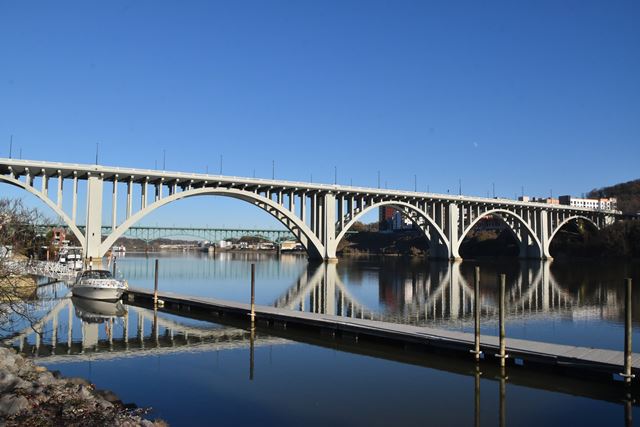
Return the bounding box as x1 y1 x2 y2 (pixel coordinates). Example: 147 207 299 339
6 255 638 353
276 260 635 328
5 286 285 363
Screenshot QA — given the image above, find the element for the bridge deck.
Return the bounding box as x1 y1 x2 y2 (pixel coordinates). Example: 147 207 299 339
125 287 640 381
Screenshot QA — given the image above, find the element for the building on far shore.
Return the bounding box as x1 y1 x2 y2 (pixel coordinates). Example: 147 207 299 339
379 207 395 231
558 195 617 210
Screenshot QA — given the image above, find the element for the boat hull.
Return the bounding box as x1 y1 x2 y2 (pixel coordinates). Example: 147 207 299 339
71 286 124 301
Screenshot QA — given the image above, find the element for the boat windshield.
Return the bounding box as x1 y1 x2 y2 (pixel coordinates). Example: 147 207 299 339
81 270 113 279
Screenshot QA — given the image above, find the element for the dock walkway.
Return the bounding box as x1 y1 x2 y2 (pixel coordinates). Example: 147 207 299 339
125 287 640 382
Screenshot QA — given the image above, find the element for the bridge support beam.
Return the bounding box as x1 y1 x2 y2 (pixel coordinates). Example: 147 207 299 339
85 174 104 263
447 203 461 260
538 210 553 260
322 193 338 261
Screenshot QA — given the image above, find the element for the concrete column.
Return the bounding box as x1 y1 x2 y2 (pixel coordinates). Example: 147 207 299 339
322 193 337 260
300 193 306 223
158 179 165 200
539 210 552 259
111 176 118 230
85 174 104 261
316 194 324 244
447 203 461 259
289 191 295 212
25 169 31 187
141 179 148 209
338 196 344 230
72 173 78 223
126 178 133 219
41 170 48 195
310 194 316 233
155 183 161 202
56 171 63 208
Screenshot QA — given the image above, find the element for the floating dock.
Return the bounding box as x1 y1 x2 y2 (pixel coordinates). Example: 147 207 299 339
124 286 640 386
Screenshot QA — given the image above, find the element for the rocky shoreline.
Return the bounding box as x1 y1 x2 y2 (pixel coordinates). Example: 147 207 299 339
0 346 166 426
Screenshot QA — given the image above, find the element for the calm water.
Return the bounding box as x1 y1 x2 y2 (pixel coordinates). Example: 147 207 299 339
2 253 639 426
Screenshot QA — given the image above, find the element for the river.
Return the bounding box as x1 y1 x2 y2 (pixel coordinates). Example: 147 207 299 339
2 252 639 426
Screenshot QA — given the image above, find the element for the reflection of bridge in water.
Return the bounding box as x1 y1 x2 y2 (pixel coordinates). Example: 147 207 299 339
118 253 305 281
274 262 621 326
6 293 286 363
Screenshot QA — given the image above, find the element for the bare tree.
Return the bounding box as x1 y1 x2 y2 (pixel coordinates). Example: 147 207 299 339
0 198 51 336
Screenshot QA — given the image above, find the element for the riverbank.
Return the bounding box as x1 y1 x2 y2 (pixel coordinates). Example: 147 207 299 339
0 346 165 426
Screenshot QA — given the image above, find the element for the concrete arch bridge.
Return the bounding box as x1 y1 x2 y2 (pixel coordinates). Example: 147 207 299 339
0 158 619 262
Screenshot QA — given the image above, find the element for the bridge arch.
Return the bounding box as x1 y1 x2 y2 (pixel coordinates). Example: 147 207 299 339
0 175 86 251
455 209 542 258
99 187 325 259
546 215 599 256
334 200 450 252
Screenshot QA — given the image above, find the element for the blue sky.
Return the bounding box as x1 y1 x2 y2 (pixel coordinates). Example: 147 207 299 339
1 0 639 228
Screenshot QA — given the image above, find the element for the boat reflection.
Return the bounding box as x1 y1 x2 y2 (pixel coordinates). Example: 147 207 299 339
72 297 127 322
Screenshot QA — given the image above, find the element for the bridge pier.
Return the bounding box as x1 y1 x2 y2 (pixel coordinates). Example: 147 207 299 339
85 174 104 263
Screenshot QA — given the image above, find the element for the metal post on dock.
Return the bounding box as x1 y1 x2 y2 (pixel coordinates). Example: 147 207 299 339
153 259 159 307
497 273 507 367
112 260 117 277
621 278 634 383
250 263 256 323
472 266 482 361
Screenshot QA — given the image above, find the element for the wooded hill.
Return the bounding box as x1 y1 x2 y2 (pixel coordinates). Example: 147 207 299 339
587 179 640 214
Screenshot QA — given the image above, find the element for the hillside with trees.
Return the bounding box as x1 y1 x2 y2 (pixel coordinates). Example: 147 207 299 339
587 178 640 214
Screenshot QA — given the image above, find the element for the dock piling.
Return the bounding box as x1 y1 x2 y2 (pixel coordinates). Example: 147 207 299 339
153 259 159 307
622 278 634 383
472 266 482 360
112 260 117 277
497 273 507 367
250 263 256 322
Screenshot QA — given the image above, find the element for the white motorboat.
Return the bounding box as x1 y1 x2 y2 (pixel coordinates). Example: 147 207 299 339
72 269 127 301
